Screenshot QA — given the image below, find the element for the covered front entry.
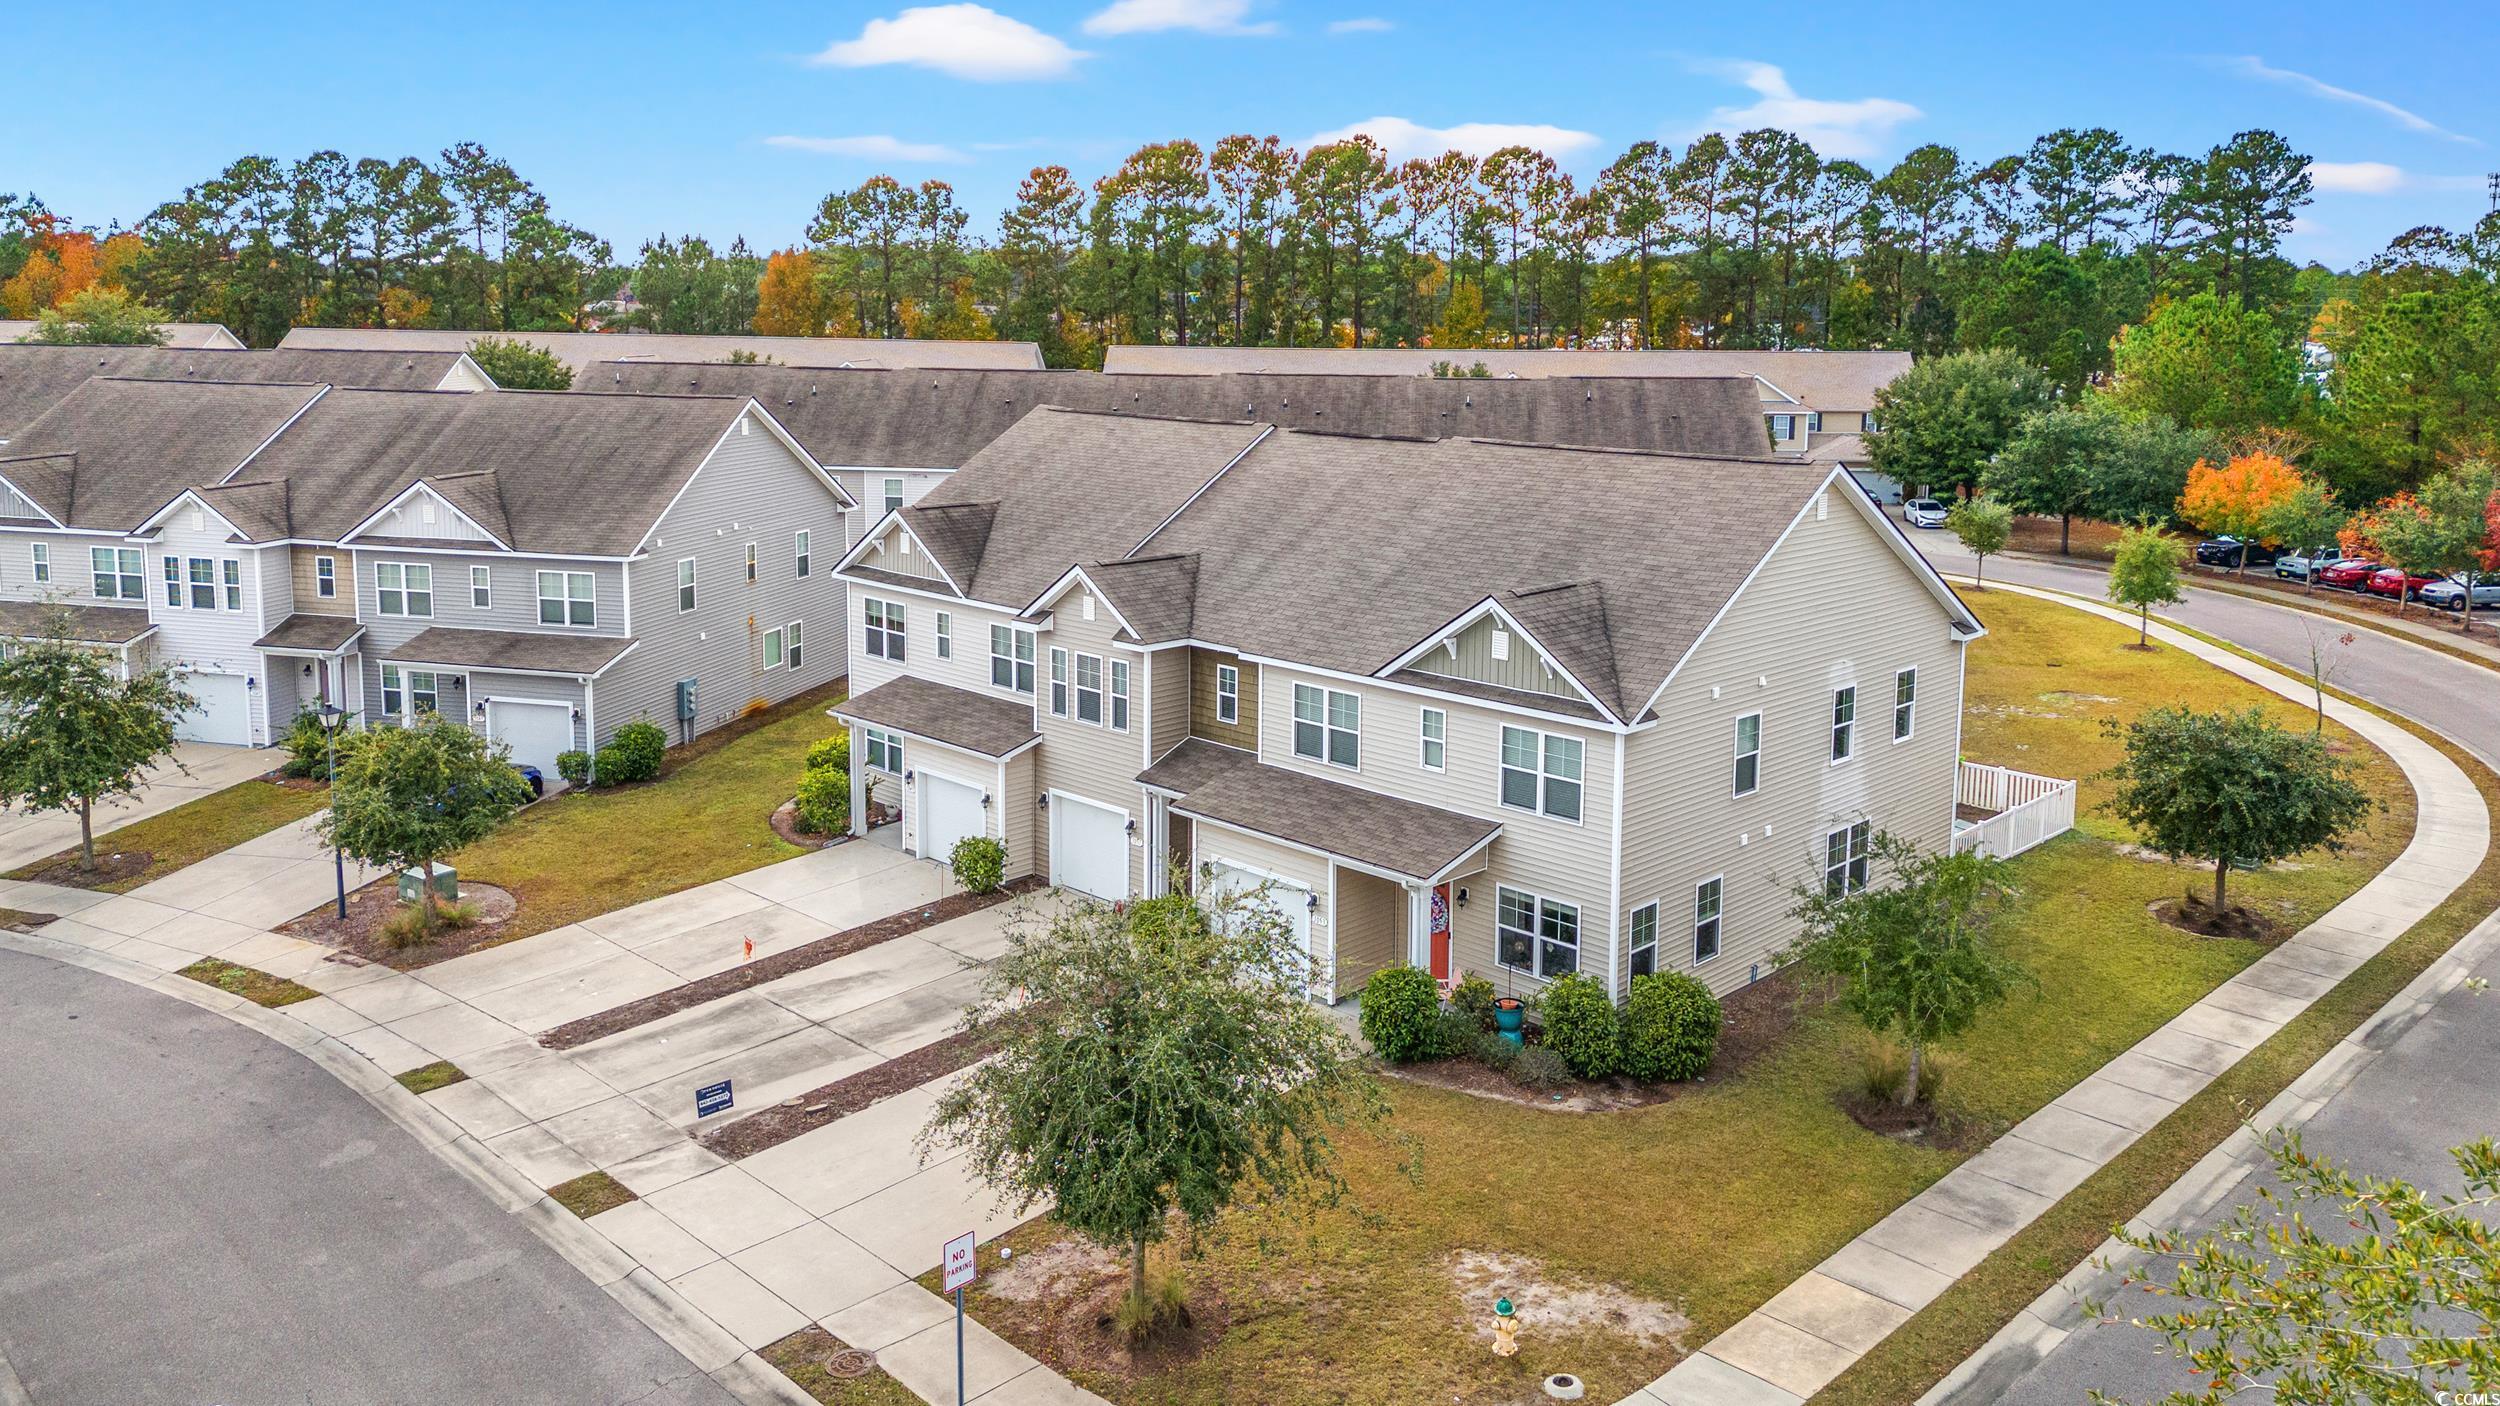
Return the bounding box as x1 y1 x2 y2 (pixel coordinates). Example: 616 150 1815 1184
917 769 986 865
1050 791 1131 901
174 670 252 746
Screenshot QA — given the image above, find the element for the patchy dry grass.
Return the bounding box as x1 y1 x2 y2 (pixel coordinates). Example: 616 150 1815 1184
7 780 327 893
546 1170 637 1219
177 957 319 1008
394 1060 468 1095
763 1328 923 1406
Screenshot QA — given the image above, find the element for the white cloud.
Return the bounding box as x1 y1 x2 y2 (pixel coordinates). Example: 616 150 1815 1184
812 5 1088 82
2307 160 2405 194
2221 56 2475 145
1082 0 1276 35
1327 16 1393 33
1304 116 1602 161
765 134 971 164
1686 59 1921 159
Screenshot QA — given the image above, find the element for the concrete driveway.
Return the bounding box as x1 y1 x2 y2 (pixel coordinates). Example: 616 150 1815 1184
0 742 269 873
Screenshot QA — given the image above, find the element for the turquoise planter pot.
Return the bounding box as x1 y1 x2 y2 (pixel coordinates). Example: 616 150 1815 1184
1494 997 1525 1046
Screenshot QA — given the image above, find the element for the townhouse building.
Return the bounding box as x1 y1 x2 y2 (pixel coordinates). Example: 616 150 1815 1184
0 343 493 443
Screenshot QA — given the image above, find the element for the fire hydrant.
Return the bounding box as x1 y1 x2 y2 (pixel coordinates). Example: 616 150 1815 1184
1492 1297 1520 1358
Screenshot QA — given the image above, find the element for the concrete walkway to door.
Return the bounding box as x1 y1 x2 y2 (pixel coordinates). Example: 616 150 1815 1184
0 742 270 873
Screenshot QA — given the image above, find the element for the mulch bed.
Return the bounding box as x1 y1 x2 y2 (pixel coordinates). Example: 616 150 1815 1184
10 848 155 891
539 875 1042 1051
1837 1089 1997 1151
276 879 522 970
769 799 837 851
2151 894 2287 944
700 1025 999 1160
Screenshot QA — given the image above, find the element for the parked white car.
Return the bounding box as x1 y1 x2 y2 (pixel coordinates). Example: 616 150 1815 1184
2275 545 2348 581
1903 498 1949 529
2416 575 2500 612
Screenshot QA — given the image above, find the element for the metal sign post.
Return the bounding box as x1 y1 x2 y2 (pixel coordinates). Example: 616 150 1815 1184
941 1231 978 1405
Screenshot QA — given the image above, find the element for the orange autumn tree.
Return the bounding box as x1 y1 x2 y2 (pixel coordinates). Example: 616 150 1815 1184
751 249 824 337
2178 452 2304 573
0 216 122 318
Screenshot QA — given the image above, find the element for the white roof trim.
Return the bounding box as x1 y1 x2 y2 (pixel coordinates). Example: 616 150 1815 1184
1373 594 1618 723
831 512 969 598
1021 564 1141 639
0 467 65 528
218 383 331 485
1751 374 1803 406
339 479 514 551
130 487 250 540
1128 423 1275 557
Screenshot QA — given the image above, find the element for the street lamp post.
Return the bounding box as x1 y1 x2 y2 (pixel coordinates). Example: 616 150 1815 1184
319 703 348 920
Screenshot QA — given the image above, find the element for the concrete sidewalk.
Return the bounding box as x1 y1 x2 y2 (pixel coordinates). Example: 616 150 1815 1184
1628 581 2492 1406
0 741 270 873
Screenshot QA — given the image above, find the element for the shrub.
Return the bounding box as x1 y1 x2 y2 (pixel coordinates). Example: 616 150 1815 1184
1470 1029 1520 1072
556 750 591 787
1509 1044 1571 1092
593 744 629 787
279 708 333 779
950 834 1007 894
1450 972 1498 1030
1111 1270 1191 1344
1358 965 1445 1063
794 766 849 835
805 733 851 774
1430 1008 1477 1060
606 720 667 783
1619 972 1723 1083
1858 1033 1946 1107
1536 971 1619 1080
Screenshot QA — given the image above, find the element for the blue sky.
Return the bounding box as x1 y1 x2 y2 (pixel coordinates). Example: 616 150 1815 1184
8 1 2493 268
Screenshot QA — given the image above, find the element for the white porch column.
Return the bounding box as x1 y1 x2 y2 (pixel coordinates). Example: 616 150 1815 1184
847 724 869 838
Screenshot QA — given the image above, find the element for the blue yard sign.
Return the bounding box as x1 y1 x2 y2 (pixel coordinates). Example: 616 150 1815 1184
696 1079 734 1118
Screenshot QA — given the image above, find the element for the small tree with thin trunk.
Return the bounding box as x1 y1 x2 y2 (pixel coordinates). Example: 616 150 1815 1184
923 875 1382 1335
2098 707 2372 915
0 624 191 872
320 715 529 932
2106 522 2188 647
1948 495 2014 589
2299 624 2357 737
1779 831 2028 1108
2258 476 2346 593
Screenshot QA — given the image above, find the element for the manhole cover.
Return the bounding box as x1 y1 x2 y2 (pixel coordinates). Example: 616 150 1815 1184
827 1348 879 1379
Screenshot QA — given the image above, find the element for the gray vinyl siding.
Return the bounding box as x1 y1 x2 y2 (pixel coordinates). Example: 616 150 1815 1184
1618 491 1965 998
1409 612 1582 701
147 514 274 744
262 660 306 738
1147 645 1190 761
1032 595 1153 898
348 547 626 736
0 527 94 602
598 420 850 749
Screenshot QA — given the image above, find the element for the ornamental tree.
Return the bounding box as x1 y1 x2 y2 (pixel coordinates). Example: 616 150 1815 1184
320 715 530 929
2106 523 2189 646
1779 831 2028 1108
924 878 1381 1328
0 625 191 871
2258 477 2348 592
1865 349 2058 498
1947 494 2014 588
2179 452 2304 573
2353 461 2500 628
2098 706 2372 913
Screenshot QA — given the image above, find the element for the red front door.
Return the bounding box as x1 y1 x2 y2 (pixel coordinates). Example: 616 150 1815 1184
1429 883 1453 981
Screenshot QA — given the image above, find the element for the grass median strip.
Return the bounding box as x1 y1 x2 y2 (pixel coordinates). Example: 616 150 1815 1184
0 908 56 931
394 1060 468 1095
547 1170 636 1219
7 780 327 893
763 1327 921 1406
177 957 319 1008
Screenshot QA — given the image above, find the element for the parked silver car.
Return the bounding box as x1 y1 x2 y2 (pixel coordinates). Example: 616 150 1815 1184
2416 575 2500 612
2274 545 2348 581
1903 498 1949 529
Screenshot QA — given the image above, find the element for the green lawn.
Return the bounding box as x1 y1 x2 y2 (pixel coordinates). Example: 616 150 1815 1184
943 592 2416 1406
448 681 847 940
7 780 328 894
177 957 320 1008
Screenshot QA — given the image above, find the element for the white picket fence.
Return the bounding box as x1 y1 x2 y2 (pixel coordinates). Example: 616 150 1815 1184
1952 760 2077 860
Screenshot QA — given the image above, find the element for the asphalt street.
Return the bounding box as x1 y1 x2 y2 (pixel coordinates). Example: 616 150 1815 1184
0 948 739 1406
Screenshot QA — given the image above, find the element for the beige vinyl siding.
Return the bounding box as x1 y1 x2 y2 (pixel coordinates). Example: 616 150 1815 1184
998 747 1039 882
1618 490 1964 998
842 579 1030 703
856 528 949 582
1333 868 1404 995
1147 646 1190 760
1254 665 1617 997
898 734 1006 861
291 547 354 617
1188 648 1259 750
1408 611 1581 700
1033 594 1152 899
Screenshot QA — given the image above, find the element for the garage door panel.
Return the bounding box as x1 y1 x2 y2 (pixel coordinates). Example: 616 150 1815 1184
1201 858 1314 972
487 701 573 779
1048 792 1130 901
174 672 251 746
920 772 985 864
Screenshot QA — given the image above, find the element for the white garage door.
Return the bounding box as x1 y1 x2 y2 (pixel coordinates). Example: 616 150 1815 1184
174 671 251 746
919 770 986 865
1202 859 1313 965
1048 792 1130 901
487 699 574 779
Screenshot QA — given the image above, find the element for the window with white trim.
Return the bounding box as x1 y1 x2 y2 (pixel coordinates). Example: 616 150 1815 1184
1733 711 1762 796
1049 647 1069 717
90 547 141 600
1771 413 1797 440
1496 886 1579 978
376 562 432 617
470 565 492 609
795 529 812 579
536 570 594 626
187 557 215 610
381 665 402 715
1074 653 1104 725
763 626 785 670
787 619 803 670
1293 683 1359 768
1893 668 1917 742
1693 877 1724 964
990 625 1034 694
382 665 438 718
745 543 758 584
1830 686 1856 762
863 725 903 774
1109 659 1130 731
314 554 335 598
935 611 952 659
1419 707 1446 771
1215 663 1239 724
1807 411 1823 435
864 598 904 660
882 477 904 514
30 544 48 583
223 558 240 612
1628 902 1658 978
1824 821 1872 897
676 558 697 612
1500 725 1583 822
162 556 179 605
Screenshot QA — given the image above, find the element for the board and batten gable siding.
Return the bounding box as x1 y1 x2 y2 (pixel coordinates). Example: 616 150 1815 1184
1409 611 1583 701
1032 594 1152 898
1252 663 1617 994
290 547 355 617
0 482 42 519
364 487 497 543
1618 487 1965 999
1187 648 1259 750
1147 645 1190 761
598 416 849 748
855 529 950 583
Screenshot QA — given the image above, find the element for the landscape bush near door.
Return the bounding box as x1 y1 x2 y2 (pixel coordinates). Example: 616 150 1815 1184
1619 973 1722 1082
1536 971 1620 1079
951 834 1007 894
794 764 849 835
1358 965 1446 1062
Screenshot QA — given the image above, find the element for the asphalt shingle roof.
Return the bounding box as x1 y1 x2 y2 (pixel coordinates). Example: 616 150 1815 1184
0 344 474 438
834 675 1041 758
384 627 637 676
282 327 1043 373
0 599 155 645
254 614 365 652
1100 346 1913 412
1 378 328 530
1142 739 1501 882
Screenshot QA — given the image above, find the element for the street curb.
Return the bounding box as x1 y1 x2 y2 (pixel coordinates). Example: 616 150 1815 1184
1918 908 2500 1405
0 927 816 1406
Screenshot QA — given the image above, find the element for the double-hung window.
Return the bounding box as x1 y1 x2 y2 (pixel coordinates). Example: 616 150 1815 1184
1419 707 1447 771
383 666 437 718
1824 820 1872 897
1109 660 1130 731
864 598 905 660
676 558 697 612
1807 411 1823 435
763 626 785 670
162 556 180 605
1500 726 1583 822
990 625 1035 694
471 565 493 610
1048 648 1069 717
223 559 241 612
314 555 335 598
745 543 758 585
863 726 903 774
795 530 812 579
537 570 594 626
381 665 403 715
91 547 141 601
1693 877 1724 963
882 477 904 515
1830 686 1856 762
1074 653 1104 725
786 619 803 670
1771 413 1796 440
1733 712 1762 796
1628 902 1658 978
376 562 431 617
188 557 217 610
1893 668 1917 742
1215 664 1239 724
935 612 952 659
1292 684 1359 768
1496 887 1580 978
30 544 49 583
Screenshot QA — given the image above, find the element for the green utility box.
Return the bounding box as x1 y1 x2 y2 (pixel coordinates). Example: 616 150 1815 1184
398 866 459 904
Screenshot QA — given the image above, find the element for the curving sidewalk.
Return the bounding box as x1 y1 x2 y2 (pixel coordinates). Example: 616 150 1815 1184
1627 580 2491 1406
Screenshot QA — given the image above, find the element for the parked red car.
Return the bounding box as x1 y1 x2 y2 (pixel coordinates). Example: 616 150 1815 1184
2366 567 2440 601
2318 558 2380 590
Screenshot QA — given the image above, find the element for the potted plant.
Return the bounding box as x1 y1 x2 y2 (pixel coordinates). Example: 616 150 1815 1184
1494 973 1528 1046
